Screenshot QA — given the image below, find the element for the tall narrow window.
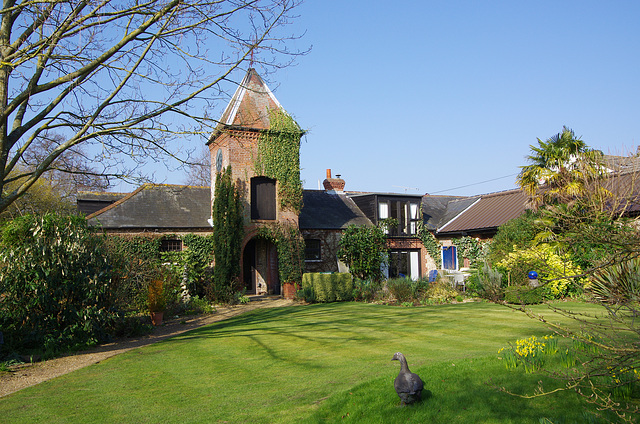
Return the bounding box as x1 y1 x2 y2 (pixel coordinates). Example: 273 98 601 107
378 201 389 234
251 177 276 220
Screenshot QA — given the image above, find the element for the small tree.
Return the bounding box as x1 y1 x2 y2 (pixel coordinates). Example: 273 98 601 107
338 224 388 282
212 166 244 302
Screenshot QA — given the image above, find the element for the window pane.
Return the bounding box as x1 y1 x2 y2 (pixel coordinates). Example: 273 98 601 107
160 239 182 252
410 203 418 234
304 239 321 261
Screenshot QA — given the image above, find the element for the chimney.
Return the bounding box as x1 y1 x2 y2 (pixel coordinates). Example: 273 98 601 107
323 169 345 194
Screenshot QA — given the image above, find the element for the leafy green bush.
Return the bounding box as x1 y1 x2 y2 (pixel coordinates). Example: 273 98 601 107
386 277 429 303
301 273 353 303
352 279 383 302
386 277 413 303
0 214 116 356
504 286 543 304
111 314 154 338
488 210 542 264
337 224 387 281
181 234 215 298
296 285 316 303
104 235 164 312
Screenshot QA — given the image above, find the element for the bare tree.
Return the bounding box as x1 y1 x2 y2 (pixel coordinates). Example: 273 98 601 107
183 144 211 187
0 0 304 213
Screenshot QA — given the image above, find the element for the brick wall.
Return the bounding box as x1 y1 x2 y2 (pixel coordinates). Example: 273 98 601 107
386 237 434 277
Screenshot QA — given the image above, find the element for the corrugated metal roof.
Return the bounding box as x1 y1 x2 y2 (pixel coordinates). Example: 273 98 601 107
436 189 528 234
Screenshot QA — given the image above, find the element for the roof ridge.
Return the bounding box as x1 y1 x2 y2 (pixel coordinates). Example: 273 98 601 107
477 188 524 198
86 183 150 219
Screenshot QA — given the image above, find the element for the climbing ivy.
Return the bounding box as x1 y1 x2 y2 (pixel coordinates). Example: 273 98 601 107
212 166 244 302
257 223 305 284
453 236 489 268
417 221 442 268
106 234 164 263
254 109 305 213
181 234 215 296
452 236 489 267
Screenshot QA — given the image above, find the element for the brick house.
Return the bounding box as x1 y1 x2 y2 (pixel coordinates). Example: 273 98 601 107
80 67 534 296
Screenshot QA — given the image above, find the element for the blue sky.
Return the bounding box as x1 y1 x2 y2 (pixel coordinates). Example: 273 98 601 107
150 1 640 196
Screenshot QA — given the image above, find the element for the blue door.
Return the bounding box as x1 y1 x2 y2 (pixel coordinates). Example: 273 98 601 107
442 246 457 270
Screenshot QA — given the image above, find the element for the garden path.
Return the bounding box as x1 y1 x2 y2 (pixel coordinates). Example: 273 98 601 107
0 297 294 398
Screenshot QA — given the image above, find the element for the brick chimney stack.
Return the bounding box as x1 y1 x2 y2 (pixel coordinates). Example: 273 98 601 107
323 169 345 194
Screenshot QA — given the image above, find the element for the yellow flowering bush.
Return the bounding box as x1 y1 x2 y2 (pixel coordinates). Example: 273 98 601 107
496 244 588 299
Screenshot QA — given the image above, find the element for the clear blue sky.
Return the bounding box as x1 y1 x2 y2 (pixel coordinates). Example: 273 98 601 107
151 1 640 196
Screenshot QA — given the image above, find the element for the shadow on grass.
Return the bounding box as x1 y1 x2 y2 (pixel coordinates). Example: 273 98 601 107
307 356 604 424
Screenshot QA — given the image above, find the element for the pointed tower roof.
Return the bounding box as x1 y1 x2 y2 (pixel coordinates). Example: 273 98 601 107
217 68 283 130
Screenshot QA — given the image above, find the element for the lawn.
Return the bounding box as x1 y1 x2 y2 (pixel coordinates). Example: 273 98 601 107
0 301 610 423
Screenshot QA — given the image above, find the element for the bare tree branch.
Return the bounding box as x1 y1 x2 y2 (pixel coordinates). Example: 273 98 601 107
0 0 307 213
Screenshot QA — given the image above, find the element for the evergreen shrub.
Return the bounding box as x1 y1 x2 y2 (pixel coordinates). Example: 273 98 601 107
0 214 116 355
504 286 543 304
301 272 353 303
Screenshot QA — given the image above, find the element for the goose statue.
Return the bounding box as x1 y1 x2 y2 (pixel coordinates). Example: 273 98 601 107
391 352 423 405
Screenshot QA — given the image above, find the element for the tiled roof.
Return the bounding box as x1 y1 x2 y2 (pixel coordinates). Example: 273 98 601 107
216 68 282 130
300 190 372 230
86 184 211 229
436 189 528 234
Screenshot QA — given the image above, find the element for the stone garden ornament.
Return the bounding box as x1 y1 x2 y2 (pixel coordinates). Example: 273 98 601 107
391 352 424 405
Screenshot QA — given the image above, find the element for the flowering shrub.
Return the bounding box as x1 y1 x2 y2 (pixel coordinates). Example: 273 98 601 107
496 244 587 299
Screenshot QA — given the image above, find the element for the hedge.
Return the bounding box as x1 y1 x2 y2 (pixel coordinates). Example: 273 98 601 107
504 285 543 305
301 272 353 303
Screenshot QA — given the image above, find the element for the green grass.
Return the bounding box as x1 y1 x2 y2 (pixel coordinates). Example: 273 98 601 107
0 301 610 423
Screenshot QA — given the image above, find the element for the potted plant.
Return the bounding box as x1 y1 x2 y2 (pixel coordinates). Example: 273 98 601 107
148 278 166 326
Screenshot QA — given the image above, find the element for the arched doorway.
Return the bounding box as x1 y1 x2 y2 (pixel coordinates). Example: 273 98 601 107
242 237 280 295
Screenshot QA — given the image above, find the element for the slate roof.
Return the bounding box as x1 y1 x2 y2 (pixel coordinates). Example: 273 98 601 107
300 190 372 230
77 191 127 216
421 195 477 231
86 184 211 229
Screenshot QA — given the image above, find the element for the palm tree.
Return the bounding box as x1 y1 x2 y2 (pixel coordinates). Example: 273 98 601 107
517 127 603 206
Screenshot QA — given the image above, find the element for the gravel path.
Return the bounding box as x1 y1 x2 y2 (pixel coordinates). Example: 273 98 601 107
0 297 294 398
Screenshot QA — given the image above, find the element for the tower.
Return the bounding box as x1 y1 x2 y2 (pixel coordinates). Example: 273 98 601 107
207 68 303 295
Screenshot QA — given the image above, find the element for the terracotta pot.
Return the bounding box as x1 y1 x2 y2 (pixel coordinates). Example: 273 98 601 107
282 282 300 299
150 311 164 326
